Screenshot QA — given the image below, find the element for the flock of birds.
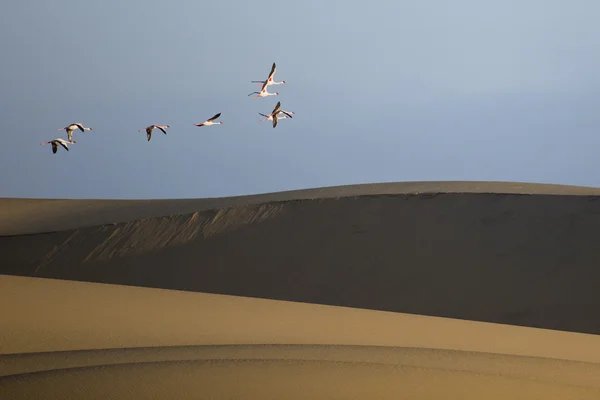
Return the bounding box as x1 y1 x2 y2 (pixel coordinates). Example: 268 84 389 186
40 62 295 154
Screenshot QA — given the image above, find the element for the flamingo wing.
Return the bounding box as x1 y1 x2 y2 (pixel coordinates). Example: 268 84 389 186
267 62 276 81
58 140 69 151
271 101 281 114
260 80 269 92
146 127 153 141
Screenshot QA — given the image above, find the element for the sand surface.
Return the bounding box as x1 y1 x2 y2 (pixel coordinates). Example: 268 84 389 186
2 275 600 399
2 181 600 398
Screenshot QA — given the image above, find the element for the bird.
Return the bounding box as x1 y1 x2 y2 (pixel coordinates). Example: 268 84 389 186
260 101 294 128
259 112 291 121
139 125 169 141
194 113 222 127
57 123 92 142
40 138 76 154
259 112 292 127
248 81 279 98
251 62 285 86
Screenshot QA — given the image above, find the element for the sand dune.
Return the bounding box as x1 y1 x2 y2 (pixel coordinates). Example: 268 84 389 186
3 181 600 398
3 275 600 359
2 181 600 334
1 275 600 399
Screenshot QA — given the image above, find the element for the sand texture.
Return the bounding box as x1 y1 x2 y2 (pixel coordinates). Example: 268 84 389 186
2 181 600 398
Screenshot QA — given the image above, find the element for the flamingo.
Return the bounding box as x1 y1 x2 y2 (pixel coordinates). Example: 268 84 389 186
58 123 92 141
140 125 169 141
251 62 285 86
259 112 292 127
259 112 291 122
260 101 294 128
40 138 76 154
194 113 222 127
248 81 279 98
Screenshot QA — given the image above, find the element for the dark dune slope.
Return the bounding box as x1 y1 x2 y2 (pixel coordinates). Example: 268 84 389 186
2 182 600 335
3 181 600 236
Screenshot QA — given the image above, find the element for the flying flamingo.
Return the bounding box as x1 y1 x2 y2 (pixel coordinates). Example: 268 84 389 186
40 138 76 154
260 101 294 128
259 112 292 125
248 81 278 98
140 125 169 141
194 113 222 127
251 62 285 86
58 123 92 141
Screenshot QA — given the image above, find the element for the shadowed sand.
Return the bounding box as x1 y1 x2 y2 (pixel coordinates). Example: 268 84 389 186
3 181 600 334
1 275 600 399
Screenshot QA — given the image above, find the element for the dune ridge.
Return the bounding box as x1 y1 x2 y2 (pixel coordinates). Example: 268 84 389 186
3 180 600 236
4 358 599 399
4 344 600 382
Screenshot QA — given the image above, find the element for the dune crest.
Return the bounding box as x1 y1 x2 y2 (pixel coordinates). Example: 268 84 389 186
3 180 600 236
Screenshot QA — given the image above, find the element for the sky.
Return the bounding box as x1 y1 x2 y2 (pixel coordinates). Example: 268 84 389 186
2 0 600 199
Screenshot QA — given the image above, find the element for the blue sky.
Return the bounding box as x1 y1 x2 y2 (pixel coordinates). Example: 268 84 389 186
2 1 600 199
